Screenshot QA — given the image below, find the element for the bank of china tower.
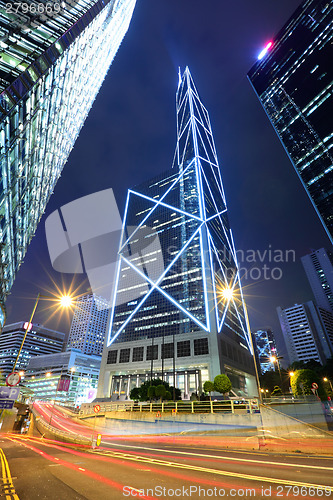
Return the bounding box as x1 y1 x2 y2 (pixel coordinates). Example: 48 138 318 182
98 68 257 399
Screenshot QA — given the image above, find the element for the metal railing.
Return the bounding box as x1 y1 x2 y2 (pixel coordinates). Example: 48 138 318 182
79 399 260 417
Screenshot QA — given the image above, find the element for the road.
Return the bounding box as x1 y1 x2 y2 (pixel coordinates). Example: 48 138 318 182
0 404 333 499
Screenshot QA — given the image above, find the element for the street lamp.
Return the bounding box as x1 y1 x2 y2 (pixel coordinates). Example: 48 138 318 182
270 355 283 389
12 292 74 373
323 377 333 391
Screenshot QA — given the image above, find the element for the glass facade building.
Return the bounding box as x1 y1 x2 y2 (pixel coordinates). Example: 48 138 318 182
0 0 136 314
301 248 333 314
253 329 278 374
98 68 257 400
0 321 65 375
277 301 333 365
248 0 333 244
67 293 109 355
24 349 101 405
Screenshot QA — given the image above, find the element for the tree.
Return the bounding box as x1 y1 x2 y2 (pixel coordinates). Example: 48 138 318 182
291 369 327 400
129 379 182 402
164 391 172 401
147 385 156 401
203 381 214 401
213 374 232 395
129 387 140 401
155 384 166 402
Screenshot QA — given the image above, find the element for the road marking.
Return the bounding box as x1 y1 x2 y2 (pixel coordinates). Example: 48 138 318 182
92 448 333 492
0 448 20 500
102 441 333 471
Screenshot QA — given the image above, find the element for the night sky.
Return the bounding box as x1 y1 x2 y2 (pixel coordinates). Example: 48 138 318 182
5 0 332 362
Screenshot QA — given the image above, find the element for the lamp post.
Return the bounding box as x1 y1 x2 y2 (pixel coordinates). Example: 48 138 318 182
323 377 333 391
270 355 283 390
12 292 73 373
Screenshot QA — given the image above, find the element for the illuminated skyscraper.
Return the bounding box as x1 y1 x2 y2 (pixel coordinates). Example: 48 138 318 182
252 329 278 374
0 0 136 323
0 321 64 375
98 68 257 400
277 301 333 365
301 248 333 314
248 0 333 244
67 293 109 355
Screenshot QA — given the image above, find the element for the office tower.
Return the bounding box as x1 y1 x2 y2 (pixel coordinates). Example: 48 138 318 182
25 349 101 405
277 302 333 365
301 248 333 314
98 68 257 400
0 321 64 376
253 329 278 374
248 0 333 244
0 0 136 320
67 294 109 355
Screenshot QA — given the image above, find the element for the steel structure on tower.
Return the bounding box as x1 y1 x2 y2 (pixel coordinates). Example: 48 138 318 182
98 68 257 400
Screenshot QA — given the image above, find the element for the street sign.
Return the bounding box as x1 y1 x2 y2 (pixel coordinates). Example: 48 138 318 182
94 404 101 414
0 386 20 410
6 372 21 387
0 387 20 400
312 382 318 390
0 400 15 410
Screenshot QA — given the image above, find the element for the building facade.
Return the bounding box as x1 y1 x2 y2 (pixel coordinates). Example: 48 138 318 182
301 248 333 314
248 0 333 244
97 68 257 400
0 0 136 315
277 302 333 365
253 329 278 374
24 349 101 405
0 322 64 376
67 294 109 355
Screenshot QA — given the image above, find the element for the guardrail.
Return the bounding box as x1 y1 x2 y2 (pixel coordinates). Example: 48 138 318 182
79 399 260 416
32 408 92 446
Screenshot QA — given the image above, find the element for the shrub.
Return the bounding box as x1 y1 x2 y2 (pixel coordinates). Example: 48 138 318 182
213 374 232 395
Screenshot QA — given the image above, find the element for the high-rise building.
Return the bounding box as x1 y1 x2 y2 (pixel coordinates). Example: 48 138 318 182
0 321 65 376
248 0 333 244
253 329 278 374
277 302 333 365
97 68 257 400
67 294 109 355
301 248 333 314
25 348 101 405
0 0 136 318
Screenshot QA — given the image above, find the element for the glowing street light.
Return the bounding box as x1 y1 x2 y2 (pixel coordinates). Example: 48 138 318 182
289 372 295 377
46 372 52 378
60 295 73 308
323 377 333 391
221 287 234 301
12 291 74 372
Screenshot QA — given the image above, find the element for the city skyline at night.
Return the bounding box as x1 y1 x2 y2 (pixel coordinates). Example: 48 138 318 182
4 0 331 361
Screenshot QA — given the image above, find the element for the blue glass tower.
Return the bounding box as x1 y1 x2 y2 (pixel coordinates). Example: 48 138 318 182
98 68 257 399
0 0 136 324
248 0 333 244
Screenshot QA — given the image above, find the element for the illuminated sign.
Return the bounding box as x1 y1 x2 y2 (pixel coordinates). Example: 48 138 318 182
23 322 33 332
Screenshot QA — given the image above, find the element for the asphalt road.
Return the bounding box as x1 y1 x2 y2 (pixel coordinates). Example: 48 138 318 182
1 431 333 500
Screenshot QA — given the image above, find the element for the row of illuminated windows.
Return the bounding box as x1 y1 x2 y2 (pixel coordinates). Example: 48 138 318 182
107 338 209 365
